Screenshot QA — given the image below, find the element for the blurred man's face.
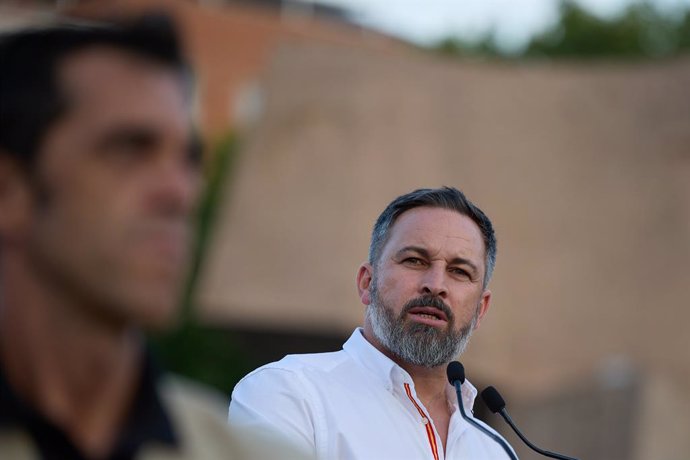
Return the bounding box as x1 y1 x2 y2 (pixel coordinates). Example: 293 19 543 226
359 207 491 367
21 47 201 328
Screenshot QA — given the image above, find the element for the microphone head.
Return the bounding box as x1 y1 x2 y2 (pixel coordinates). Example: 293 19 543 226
481 386 506 413
446 361 465 384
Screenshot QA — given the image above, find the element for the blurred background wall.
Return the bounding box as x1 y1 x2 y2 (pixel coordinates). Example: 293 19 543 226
3 1 689 459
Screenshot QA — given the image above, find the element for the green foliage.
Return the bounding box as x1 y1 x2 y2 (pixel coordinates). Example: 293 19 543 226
182 133 238 319
435 35 503 58
526 1 688 58
433 0 690 59
150 322 251 394
150 133 254 394
677 11 690 49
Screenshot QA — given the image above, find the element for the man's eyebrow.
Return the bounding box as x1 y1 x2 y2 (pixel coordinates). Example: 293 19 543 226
395 246 430 259
449 257 479 274
395 246 479 273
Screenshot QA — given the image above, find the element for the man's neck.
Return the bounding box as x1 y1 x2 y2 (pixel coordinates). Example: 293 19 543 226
361 325 453 451
400 362 449 401
361 325 450 404
0 256 144 458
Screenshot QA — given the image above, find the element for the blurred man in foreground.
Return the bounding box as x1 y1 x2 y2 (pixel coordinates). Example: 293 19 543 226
0 16 238 459
229 187 516 459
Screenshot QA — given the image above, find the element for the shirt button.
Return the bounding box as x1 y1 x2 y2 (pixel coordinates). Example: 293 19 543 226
421 417 429 425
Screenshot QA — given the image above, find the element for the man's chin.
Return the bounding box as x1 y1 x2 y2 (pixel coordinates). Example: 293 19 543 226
111 286 181 331
404 320 450 336
135 299 180 331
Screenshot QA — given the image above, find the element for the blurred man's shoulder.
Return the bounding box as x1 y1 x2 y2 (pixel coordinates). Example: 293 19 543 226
159 374 229 423
158 374 312 459
152 375 240 459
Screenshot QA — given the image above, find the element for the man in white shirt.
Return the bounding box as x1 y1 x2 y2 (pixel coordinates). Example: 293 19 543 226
228 187 516 459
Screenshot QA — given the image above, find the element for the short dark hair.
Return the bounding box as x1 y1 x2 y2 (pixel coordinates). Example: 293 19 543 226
0 14 189 167
369 186 497 287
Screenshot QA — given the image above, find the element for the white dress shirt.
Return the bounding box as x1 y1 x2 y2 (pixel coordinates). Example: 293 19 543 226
229 328 516 460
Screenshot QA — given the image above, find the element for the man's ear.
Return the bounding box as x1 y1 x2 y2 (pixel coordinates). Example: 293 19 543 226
473 289 492 330
0 154 31 241
356 262 374 306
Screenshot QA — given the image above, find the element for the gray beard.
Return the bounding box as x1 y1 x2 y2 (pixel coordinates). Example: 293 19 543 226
366 276 477 368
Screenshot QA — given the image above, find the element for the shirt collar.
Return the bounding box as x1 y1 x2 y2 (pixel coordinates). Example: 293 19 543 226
0 347 178 456
343 327 478 413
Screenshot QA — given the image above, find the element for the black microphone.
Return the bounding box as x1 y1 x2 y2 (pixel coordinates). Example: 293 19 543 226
481 386 579 460
446 362 517 460
446 361 466 385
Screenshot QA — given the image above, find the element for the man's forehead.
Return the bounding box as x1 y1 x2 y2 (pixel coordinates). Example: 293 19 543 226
54 46 190 129
59 45 185 102
386 207 486 255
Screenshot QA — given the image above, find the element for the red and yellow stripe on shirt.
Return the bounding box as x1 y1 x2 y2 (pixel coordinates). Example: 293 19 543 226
404 383 440 460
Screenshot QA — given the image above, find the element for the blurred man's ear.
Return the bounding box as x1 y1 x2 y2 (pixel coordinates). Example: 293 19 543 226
0 154 31 242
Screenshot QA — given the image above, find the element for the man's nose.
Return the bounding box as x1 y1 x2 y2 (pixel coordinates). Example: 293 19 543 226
420 264 448 298
149 158 201 217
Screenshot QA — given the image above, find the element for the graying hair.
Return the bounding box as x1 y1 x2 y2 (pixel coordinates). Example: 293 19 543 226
368 186 497 288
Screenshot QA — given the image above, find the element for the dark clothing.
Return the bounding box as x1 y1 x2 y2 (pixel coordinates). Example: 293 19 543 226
0 351 238 460
0 352 176 460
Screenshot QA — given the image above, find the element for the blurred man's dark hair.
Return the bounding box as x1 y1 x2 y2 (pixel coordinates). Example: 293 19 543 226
0 14 190 167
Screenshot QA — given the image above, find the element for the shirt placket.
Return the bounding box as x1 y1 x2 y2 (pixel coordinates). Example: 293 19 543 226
402 382 443 460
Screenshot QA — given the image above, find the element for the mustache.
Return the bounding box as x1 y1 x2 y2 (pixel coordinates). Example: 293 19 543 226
401 295 454 321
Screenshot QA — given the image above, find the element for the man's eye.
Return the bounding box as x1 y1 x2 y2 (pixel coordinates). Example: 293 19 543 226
403 258 425 266
449 267 470 278
98 129 157 161
113 135 154 155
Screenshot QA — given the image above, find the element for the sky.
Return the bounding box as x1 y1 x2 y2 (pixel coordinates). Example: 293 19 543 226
296 0 690 51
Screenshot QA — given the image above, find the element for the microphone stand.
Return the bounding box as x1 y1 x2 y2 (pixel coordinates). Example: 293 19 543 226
451 379 518 460
481 386 579 460
493 406 578 460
